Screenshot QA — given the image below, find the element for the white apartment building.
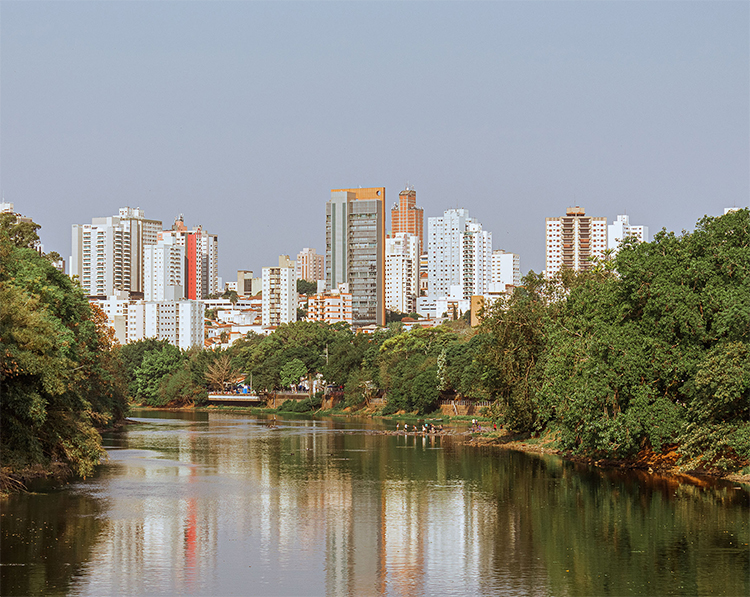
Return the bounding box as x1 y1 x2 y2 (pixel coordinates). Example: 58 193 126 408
93 295 203 349
416 284 469 320
428 209 492 300
94 292 130 345
545 207 607 276
492 250 521 289
385 233 420 314
127 300 204 350
144 237 185 301
71 207 162 297
296 248 325 283
306 284 353 325
262 259 297 327
608 215 649 253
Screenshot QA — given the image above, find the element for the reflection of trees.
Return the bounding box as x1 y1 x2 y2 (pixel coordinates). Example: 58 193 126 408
475 455 750 597
15 412 745 596
0 486 105 596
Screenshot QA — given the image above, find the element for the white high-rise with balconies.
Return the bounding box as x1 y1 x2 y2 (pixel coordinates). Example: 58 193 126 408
144 236 185 301
428 209 492 300
385 233 420 314
608 215 649 253
70 207 162 297
262 256 298 327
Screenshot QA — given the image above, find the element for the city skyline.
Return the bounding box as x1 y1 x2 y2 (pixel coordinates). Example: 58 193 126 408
1 2 747 281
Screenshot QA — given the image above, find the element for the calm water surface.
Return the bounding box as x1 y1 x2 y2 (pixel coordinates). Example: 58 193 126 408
2 410 748 596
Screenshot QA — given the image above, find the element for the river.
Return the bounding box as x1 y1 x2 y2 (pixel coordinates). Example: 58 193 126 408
2 409 748 596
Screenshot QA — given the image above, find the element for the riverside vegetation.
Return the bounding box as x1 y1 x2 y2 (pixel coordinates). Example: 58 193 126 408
1 210 749 490
0 215 129 491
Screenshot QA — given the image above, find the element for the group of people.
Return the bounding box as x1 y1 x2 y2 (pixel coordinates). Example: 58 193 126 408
396 422 444 434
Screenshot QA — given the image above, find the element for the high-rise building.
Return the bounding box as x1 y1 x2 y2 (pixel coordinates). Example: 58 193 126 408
144 236 185 301
326 187 385 327
262 256 297 327
159 215 219 300
545 206 607 276
71 207 162 297
608 215 649 253
385 233 420 314
390 186 424 254
427 208 492 300
296 248 325 283
491 250 521 289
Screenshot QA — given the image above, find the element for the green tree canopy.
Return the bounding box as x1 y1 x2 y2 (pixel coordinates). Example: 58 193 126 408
296 279 318 295
280 358 308 388
1 220 128 480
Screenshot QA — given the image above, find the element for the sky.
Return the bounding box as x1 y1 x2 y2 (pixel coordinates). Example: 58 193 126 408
1 1 748 282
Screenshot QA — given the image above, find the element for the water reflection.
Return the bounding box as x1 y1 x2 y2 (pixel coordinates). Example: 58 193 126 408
3 410 748 596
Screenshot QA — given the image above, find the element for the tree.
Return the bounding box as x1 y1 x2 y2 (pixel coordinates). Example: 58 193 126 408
280 358 307 389
0 220 128 481
205 352 240 392
478 272 557 432
134 344 184 406
222 289 239 305
0 212 40 249
120 338 174 398
541 209 750 464
297 279 318 295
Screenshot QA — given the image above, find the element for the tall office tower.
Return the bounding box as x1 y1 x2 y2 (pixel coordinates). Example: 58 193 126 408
144 236 185 301
491 250 521 288
390 186 424 254
326 187 385 327
545 206 607 276
262 256 298 327
608 215 649 253
159 215 219 300
296 248 325 282
71 207 162 297
385 233 420 314
428 208 492 300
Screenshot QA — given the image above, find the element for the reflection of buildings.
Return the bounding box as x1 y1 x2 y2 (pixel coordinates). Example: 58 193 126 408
75 416 549 595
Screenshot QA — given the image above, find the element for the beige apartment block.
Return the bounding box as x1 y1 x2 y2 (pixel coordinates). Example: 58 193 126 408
545 206 607 276
296 248 325 283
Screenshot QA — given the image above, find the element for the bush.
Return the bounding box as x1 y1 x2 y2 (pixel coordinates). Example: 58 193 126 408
380 402 398 416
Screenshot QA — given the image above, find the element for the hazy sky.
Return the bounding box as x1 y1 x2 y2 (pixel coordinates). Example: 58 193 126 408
2 1 748 281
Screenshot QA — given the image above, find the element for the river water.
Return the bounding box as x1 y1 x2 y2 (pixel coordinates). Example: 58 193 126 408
2 410 748 596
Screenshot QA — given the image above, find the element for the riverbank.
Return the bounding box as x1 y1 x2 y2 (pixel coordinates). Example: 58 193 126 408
132 403 750 484
466 429 750 484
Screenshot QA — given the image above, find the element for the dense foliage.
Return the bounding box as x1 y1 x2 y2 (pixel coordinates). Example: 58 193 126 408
481 209 750 470
0 219 129 480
